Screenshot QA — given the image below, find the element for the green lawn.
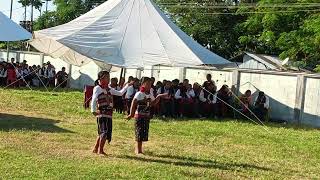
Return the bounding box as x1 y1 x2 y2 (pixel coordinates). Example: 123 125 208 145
0 88 319 179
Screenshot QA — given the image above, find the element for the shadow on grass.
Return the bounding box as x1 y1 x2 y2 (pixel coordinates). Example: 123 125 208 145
117 153 271 172
0 113 73 133
154 115 318 132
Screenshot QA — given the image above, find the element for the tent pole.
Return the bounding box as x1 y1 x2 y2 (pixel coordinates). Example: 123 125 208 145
119 68 124 82
6 42 10 62
123 68 126 81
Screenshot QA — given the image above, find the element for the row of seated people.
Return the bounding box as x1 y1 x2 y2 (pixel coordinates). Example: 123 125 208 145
0 58 68 88
97 74 270 121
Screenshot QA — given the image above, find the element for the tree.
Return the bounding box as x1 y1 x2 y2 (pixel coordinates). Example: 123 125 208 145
155 0 245 59
237 0 320 70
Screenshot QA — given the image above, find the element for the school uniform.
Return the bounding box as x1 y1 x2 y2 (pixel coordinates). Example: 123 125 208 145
91 84 128 143
38 67 48 86
157 87 174 117
125 85 138 115
15 69 23 87
0 68 7 86
133 91 155 142
217 91 233 118
46 68 56 87
199 90 217 118
254 96 269 121
7 66 17 87
175 88 195 117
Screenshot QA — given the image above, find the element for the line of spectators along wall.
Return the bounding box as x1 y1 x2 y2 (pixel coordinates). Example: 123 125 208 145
95 74 270 121
0 58 68 88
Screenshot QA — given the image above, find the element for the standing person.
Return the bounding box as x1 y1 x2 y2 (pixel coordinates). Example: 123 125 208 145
125 78 140 115
91 71 131 155
22 64 31 86
127 77 168 154
56 67 68 88
110 78 122 113
38 63 48 87
15 65 23 87
46 65 56 87
203 74 217 92
254 91 269 122
119 77 126 113
6 64 16 88
0 64 7 86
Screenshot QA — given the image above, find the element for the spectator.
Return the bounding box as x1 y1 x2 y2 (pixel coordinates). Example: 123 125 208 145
0 63 7 86
38 63 48 86
175 79 195 117
56 67 68 88
125 78 140 115
203 74 217 92
47 65 56 87
254 91 269 121
193 82 202 118
199 82 217 118
6 64 16 87
217 85 233 118
239 90 252 115
158 80 175 118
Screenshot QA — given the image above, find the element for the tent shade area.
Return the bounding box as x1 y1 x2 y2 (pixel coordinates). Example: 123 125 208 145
31 0 232 69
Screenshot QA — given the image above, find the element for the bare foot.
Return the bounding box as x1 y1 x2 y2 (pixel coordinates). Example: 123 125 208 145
98 151 107 156
92 149 98 154
135 151 144 155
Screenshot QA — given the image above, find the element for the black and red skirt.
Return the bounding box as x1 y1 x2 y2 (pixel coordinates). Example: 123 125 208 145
134 117 150 142
97 117 113 144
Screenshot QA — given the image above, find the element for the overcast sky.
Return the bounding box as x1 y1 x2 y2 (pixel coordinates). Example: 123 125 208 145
0 0 55 23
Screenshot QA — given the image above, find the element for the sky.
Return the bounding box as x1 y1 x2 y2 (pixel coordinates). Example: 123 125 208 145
0 0 55 23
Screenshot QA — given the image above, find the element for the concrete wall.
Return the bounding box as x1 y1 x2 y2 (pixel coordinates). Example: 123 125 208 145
239 72 297 122
301 76 320 127
2 50 320 128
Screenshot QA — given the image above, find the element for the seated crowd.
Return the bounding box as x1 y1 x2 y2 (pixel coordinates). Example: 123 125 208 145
106 74 270 121
0 58 68 88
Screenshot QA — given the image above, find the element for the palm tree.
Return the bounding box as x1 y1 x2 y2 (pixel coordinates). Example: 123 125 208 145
18 0 29 21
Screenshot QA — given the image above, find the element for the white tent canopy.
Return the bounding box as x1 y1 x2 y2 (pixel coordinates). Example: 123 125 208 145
0 11 32 41
31 0 232 69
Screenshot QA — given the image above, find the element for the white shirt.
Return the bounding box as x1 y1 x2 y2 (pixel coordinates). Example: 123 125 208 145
0 69 7 78
175 89 195 99
47 68 55 78
125 85 138 99
22 68 29 76
157 87 170 95
254 96 270 109
91 84 129 113
133 91 155 101
16 69 22 78
199 90 217 104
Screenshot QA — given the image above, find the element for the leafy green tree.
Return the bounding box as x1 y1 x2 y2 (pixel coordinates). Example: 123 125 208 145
237 0 320 70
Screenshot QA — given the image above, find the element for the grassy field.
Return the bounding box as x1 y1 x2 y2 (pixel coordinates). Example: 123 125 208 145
0 88 319 179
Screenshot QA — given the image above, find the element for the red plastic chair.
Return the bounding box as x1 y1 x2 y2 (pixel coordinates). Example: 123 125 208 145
84 85 94 109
